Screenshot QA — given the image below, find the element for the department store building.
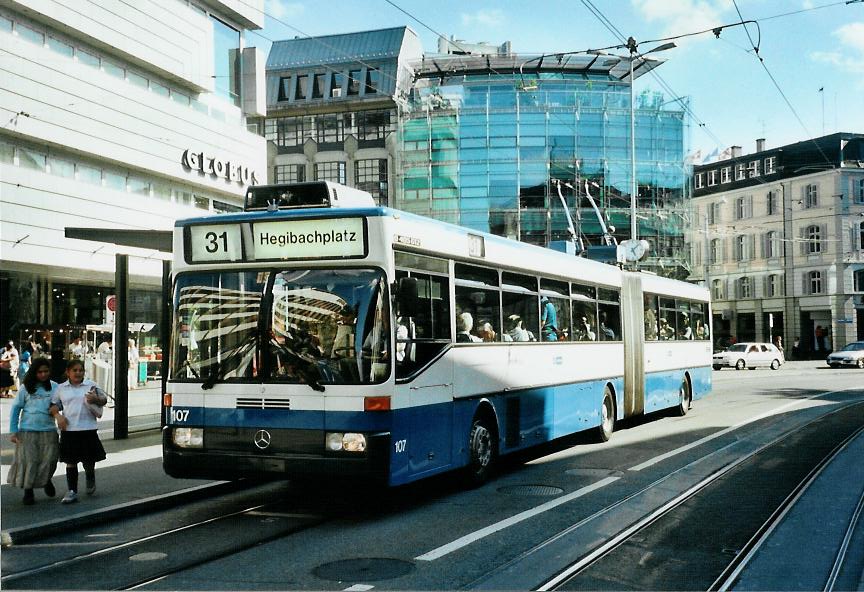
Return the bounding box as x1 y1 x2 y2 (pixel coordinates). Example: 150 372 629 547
0 0 267 353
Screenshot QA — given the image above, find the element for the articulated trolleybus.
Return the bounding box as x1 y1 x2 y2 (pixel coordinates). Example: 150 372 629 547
163 181 712 487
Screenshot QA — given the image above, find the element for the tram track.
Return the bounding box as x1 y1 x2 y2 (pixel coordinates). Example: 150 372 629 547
0 484 325 591
533 400 864 591
462 395 864 592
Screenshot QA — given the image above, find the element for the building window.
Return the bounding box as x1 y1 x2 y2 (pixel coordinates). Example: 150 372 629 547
712 279 724 300
710 238 722 264
356 110 394 140
707 202 718 225
806 224 822 254
311 73 326 99
764 230 779 259
805 183 818 208
274 164 305 184
330 72 345 97
735 196 752 219
856 178 864 204
314 161 346 184
767 274 782 297
738 277 752 298
735 235 747 261
316 114 346 143
767 190 779 215
854 269 864 292
859 221 864 250
694 173 704 189
210 15 240 106
764 156 777 174
294 74 308 100
735 163 746 180
806 270 823 294
348 70 361 95
707 170 718 186
747 160 761 178
365 68 380 94
355 159 388 203
720 167 731 184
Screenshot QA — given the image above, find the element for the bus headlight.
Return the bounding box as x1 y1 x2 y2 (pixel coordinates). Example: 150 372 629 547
325 432 366 453
173 427 204 448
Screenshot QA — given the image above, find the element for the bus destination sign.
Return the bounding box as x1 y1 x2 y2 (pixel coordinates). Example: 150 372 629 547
187 218 367 263
254 218 366 260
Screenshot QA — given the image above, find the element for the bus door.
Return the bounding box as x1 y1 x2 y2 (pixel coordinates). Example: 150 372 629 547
621 273 645 417
394 267 454 478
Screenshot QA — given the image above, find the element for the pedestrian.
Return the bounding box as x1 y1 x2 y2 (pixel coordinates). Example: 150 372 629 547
1 341 19 397
50 359 108 504
7 358 60 505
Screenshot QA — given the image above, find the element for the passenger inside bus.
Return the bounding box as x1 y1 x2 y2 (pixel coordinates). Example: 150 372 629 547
456 313 482 343
541 296 558 341
477 322 497 342
575 316 596 341
503 315 535 342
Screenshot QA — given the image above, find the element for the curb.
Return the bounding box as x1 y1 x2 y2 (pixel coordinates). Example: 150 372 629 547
1 479 248 547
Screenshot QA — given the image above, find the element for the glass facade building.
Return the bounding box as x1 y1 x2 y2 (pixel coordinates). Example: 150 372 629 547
396 56 690 277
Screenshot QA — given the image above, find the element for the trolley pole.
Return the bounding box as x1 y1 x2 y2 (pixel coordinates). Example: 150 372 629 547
114 254 129 440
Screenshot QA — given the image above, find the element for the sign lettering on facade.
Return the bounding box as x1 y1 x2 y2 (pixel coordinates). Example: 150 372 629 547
182 149 260 186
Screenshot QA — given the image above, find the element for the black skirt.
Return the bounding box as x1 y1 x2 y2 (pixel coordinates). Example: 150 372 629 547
59 430 106 464
0 367 13 388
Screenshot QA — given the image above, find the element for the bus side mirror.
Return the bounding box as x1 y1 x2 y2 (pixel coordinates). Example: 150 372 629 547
396 277 419 318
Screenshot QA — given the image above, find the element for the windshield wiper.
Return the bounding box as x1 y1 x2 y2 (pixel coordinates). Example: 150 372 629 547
269 337 326 392
201 332 258 390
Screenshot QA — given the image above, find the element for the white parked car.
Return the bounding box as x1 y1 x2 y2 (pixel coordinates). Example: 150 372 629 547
713 342 784 370
826 342 864 369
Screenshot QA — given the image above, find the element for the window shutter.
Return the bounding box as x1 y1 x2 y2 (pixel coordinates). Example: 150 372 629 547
749 235 756 260
799 227 807 256
801 273 809 295
821 224 828 253
747 195 753 218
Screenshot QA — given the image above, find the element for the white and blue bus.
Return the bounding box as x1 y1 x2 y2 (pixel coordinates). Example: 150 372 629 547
163 181 712 486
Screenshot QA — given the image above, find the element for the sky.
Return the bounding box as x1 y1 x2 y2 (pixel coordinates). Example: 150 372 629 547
252 0 864 161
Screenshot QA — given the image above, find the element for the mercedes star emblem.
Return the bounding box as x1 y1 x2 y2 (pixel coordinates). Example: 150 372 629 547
253 429 272 450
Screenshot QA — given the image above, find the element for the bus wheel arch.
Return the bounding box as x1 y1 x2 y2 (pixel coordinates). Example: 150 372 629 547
597 383 616 442
675 373 692 417
464 400 499 487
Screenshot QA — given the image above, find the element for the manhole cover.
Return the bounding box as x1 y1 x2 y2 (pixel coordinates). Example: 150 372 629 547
313 558 414 582
497 484 564 496
565 468 623 478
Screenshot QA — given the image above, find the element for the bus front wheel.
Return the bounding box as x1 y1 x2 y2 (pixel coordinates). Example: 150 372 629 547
465 416 497 487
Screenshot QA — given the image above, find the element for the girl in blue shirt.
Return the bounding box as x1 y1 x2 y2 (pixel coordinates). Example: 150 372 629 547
7 358 60 505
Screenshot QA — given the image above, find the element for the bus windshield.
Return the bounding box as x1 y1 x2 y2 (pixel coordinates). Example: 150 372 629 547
171 268 390 386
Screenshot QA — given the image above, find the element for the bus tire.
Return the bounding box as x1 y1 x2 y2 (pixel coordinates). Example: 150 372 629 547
597 385 615 442
675 376 691 417
465 415 497 487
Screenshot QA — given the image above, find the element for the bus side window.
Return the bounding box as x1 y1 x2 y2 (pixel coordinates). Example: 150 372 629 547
644 294 659 340
597 288 620 341
571 283 597 342
455 263 501 344
395 270 451 379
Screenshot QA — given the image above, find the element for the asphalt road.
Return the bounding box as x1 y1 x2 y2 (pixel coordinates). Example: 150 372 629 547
2 362 862 591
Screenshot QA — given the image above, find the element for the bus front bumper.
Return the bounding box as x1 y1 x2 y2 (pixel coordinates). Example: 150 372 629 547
162 427 390 482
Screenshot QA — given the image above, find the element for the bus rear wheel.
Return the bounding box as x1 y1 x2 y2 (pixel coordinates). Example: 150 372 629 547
465 416 497 487
674 377 691 417
597 386 615 442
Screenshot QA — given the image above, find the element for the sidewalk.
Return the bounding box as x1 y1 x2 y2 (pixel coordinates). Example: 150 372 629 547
0 384 235 546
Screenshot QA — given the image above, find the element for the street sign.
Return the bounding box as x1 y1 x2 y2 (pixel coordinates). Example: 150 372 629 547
106 295 116 324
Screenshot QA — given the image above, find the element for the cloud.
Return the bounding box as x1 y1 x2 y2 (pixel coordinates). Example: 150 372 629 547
460 9 505 28
630 0 736 47
265 0 304 21
810 22 864 75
